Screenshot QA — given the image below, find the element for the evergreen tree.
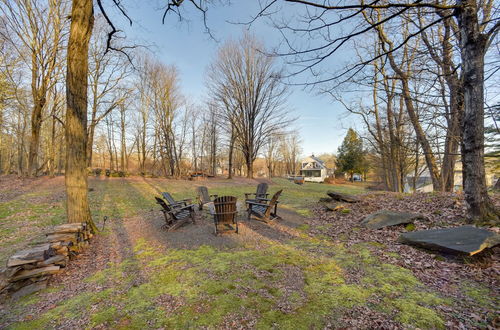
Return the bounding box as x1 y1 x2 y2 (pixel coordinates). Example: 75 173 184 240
336 128 365 181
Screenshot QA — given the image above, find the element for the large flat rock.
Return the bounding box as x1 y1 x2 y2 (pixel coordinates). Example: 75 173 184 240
361 210 426 229
326 191 360 203
399 225 500 256
7 244 54 267
9 265 60 282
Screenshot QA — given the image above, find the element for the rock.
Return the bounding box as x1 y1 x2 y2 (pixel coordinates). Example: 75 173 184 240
7 244 54 267
46 233 78 244
36 255 67 267
399 225 500 256
11 280 47 300
326 191 360 203
361 210 427 229
9 266 60 282
47 223 84 234
321 202 346 212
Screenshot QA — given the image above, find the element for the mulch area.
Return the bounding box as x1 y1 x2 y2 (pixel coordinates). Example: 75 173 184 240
307 191 500 329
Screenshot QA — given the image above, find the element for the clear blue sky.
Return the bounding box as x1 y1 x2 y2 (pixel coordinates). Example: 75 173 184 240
108 0 360 156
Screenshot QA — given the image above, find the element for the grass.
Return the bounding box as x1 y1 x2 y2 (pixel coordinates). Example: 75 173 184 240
0 176 492 328
10 238 447 329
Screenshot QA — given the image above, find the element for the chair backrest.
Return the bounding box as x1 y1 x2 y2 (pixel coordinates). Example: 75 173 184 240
213 196 237 224
155 197 171 211
265 190 282 217
162 192 177 205
256 183 269 197
197 186 211 203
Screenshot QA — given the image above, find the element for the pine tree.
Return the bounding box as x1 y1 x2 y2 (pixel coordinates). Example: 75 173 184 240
336 128 365 181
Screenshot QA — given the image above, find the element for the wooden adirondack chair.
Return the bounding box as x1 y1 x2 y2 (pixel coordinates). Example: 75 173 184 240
197 186 218 211
247 190 282 222
244 183 269 206
155 196 195 231
213 196 238 235
162 192 193 209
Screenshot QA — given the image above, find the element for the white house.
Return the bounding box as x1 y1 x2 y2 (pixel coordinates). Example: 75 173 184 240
300 155 332 182
404 163 498 193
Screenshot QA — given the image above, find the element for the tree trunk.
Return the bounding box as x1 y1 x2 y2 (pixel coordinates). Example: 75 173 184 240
246 157 253 179
457 0 499 225
28 98 44 176
48 112 57 177
86 123 95 168
227 129 234 179
65 0 96 232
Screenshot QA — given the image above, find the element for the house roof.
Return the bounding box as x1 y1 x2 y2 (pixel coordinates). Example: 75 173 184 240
301 155 328 170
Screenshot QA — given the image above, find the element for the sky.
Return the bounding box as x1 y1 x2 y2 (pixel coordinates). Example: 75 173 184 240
108 0 360 156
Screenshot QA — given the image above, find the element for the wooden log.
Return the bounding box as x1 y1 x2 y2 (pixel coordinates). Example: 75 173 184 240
9 266 60 282
7 244 54 267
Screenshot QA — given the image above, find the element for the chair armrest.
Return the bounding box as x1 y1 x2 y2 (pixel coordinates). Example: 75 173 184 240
258 199 279 204
247 201 269 207
177 204 196 211
210 194 218 198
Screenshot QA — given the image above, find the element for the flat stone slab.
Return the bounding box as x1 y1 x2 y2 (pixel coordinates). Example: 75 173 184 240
9 265 60 282
320 202 345 212
399 225 500 256
326 191 360 203
361 210 427 229
7 244 54 267
12 280 47 300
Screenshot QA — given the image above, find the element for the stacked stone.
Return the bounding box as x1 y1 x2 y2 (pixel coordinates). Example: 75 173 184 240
0 222 92 298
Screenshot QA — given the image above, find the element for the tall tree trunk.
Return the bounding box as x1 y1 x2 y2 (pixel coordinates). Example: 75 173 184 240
86 124 95 168
457 0 499 225
28 98 44 176
120 105 126 172
227 130 234 179
246 156 253 179
48 113 57 177
65 0 96 231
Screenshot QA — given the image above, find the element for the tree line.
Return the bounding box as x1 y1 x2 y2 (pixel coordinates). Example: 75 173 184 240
1 0 498 229
0 3 299 181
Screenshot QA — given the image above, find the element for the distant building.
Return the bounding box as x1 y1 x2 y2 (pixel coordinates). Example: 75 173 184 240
404 163 498 193
300 155 332 182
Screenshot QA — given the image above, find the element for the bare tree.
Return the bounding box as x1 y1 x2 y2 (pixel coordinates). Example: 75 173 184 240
87 18 131 167
1 0 68 176
65 0 96 231
256 0 499 223
207 34 293 178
